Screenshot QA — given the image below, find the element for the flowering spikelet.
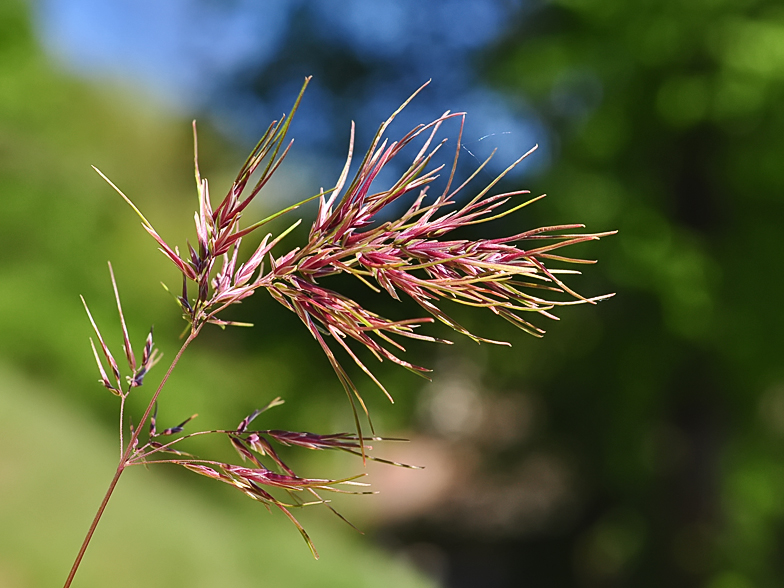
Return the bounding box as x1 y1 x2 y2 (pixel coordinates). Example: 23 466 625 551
94 77 613 455
81 262 161 397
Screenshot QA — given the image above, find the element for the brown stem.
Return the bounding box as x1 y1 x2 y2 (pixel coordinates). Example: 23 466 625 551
63 328 199 588
122 328 200 458
119 393 126 460
61 465 123 588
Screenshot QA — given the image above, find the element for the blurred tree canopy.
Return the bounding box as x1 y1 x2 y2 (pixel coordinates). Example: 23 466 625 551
470 0 784 585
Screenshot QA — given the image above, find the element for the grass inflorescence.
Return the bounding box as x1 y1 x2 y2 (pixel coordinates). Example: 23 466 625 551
64 77 613 586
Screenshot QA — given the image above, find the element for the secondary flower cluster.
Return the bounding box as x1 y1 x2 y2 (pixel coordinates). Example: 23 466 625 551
128 397 412 558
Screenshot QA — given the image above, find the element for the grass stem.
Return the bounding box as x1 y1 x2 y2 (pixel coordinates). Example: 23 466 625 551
63 329 199 588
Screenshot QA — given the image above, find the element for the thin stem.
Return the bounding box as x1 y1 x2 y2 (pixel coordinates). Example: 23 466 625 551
137 458 228 466
119 394 126 460
131 429 231 462
122 327 200 459
63 328 200 588
62 466 124 588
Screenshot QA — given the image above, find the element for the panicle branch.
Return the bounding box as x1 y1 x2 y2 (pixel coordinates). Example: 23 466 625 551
127 402 414 558
255 87 615 437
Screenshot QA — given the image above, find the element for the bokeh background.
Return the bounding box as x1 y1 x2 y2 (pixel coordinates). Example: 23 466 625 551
2 0 784 586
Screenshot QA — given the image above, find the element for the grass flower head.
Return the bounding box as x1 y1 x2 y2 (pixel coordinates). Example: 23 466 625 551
64 77 613 586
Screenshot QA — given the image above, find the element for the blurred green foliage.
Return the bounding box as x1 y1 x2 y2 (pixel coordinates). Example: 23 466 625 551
473 0 784 584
